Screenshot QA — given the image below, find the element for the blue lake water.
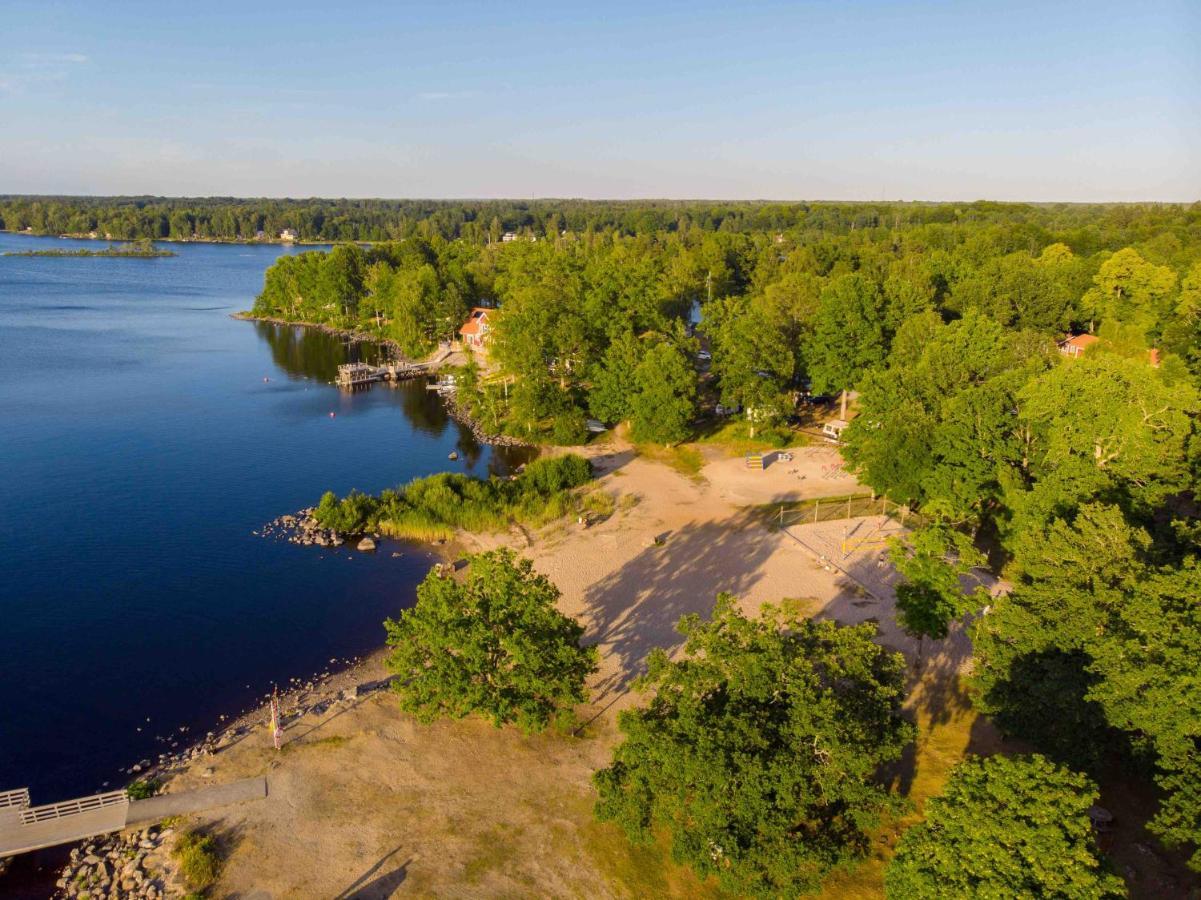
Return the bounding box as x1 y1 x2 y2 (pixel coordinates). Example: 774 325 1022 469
0 233 525 805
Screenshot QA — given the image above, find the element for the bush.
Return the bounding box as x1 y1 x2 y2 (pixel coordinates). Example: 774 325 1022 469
125 778 159 800
550 408 589 445
173 829 221 891
313 454 593 539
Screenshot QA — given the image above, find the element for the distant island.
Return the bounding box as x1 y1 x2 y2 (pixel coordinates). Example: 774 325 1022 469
4 239 175 258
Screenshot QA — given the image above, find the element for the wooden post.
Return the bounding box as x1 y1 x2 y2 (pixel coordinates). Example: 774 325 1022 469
814 499 820 524
847 496 852 520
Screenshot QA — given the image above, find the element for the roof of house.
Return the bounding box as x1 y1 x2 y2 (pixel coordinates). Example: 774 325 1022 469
1060 333 1100 351
459 307 492 337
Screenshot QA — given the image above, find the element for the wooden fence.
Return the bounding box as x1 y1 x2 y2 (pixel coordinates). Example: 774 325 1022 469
775 494 926 530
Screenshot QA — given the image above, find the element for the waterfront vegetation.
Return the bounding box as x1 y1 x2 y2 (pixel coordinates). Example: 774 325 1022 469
385 549 598 733
313 453 592 542
172 828 221 891
3 238 175 257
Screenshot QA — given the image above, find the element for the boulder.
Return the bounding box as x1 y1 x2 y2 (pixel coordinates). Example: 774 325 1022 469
357 537 376 551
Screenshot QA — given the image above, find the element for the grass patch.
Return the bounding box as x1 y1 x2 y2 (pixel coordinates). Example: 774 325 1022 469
817 672 983 898
314 454 593 539
618 492 641 513
462 824 521 883
581 489 616 521
696 419 800 454
283 734 350 754
636 443 704 478
173 828 222 892
581 819 728 899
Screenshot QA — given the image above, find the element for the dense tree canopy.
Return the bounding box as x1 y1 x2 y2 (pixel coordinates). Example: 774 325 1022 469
885 754 1125 899
384 549 598 733
593 596 913 897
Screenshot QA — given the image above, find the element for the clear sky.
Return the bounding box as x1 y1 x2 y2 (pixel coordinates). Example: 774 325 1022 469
2 1 1198 201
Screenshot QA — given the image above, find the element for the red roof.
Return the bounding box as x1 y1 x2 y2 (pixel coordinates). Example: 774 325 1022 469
1060 334 1099 351
459 307 491 337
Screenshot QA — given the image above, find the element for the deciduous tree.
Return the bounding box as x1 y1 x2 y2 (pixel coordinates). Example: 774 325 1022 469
594 596 913 897
384 550 597 733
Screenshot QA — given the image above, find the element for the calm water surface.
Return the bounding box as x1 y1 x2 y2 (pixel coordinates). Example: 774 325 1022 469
0 234 525 804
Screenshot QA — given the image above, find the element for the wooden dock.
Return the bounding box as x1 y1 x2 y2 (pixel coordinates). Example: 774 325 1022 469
335 361 427 389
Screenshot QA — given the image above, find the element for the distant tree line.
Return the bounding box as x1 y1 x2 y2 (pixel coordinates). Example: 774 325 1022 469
3 194 1199 248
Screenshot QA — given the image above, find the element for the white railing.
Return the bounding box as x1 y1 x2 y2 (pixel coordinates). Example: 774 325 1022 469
19 790 128 825
0 789 30 810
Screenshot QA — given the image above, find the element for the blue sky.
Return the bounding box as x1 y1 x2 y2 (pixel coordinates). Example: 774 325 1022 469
2 1 1198 200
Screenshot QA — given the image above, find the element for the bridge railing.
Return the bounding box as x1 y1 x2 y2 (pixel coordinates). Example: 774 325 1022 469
19 790 128 825
0 789 30 810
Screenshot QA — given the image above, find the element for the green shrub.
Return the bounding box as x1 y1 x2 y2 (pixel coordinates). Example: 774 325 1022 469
125 778 159 800
312 454 593 539
173 829 221 891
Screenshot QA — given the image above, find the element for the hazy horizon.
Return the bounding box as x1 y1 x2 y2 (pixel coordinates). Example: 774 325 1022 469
4 1 1199 202
2 193 1198 205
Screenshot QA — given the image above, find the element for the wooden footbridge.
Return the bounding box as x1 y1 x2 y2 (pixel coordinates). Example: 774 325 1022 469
0 778 267 858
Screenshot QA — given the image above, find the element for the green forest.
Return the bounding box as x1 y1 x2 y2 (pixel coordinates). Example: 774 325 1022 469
250 198 1201 889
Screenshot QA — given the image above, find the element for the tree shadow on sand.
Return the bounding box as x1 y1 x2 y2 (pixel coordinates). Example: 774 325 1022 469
333 845 411 900
581 509 781 701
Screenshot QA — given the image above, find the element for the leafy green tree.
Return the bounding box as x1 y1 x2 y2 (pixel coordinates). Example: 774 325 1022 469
885 754 1125 899
804 273 887 417
628 341 697 445
384 549 598 732
1082 247 1176 337
889 524 989 657
594 596 913 897
843 309 1043 520
588 330 644 425
975 502 1201 869
708 295 796 436
1007 354 1197 538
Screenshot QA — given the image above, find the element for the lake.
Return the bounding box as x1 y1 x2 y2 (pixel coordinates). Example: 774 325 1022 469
0 233 527 806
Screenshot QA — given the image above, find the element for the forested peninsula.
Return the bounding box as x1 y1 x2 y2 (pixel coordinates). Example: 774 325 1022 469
3 239 175 258
246 198 1201 878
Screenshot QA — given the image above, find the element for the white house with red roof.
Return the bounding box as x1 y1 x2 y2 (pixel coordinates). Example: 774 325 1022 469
459 307 493 349
1057 333 1099 358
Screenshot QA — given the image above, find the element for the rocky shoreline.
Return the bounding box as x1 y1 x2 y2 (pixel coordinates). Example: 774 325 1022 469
50 651 390 899
441 392 532 448
54 824 177 899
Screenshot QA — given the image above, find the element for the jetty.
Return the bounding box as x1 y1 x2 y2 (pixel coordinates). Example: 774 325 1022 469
0 778 267 858
334 361 427 389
